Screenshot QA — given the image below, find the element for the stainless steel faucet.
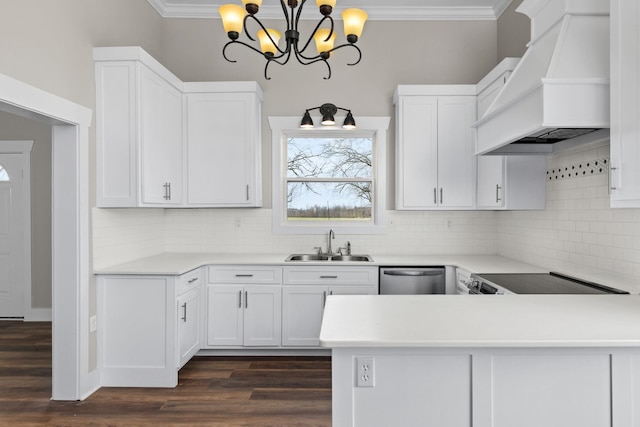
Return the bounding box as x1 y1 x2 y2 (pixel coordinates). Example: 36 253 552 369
327 229 335 255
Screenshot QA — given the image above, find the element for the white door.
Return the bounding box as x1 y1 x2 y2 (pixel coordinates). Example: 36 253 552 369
0 154 25 317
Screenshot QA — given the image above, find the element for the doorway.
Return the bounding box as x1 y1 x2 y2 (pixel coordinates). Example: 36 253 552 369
0 72 93 400
0 142 33 318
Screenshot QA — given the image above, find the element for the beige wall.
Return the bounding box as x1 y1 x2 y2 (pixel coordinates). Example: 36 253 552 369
497 0 530 60
161 17 497 208
0 0 165 313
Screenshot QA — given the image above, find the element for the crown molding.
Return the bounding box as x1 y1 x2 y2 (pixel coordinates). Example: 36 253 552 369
147 0 508 20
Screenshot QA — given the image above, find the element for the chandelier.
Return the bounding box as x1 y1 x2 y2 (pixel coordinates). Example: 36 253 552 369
218 0 368 80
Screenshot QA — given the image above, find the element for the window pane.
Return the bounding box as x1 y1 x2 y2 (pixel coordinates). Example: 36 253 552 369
0 166 8 182
287 181 372 220
287 137 372 179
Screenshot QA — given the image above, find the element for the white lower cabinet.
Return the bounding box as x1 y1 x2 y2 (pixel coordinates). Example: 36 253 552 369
282 267 378 347
97 267 203 387
177 288 201 368
206 284 282 347
205 266 282 348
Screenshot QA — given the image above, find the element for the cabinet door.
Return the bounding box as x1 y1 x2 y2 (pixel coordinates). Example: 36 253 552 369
243 285 281 346
177 288 201 368
477 156 505 208
206 285 243 346
186 92 260 206
282 286 327 347
396 96 439 209
139 66 183 205
611 0 640 207
436 96 476 208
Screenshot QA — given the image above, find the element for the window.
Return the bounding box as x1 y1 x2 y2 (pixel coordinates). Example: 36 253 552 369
270 116 390 234
0 165 8 182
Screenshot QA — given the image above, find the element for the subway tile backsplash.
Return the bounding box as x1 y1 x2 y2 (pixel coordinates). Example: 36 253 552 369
497 142 640 293
92 141 640 293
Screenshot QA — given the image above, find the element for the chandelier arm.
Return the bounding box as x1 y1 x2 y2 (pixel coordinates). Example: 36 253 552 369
263 48 294 80
243 15 258 42
297 15 334 56
294 0 308 30
326 43 363 66
222 39 272 63
280 0 292 31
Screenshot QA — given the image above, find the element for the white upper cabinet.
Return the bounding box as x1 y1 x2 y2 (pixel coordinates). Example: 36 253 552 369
184 83 263 207
475 58 546 210
94 47 263 208
394 86 476 210
610 0 640 207
95 47 184 207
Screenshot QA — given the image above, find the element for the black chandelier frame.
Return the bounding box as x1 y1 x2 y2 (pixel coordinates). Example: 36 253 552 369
222 0 363 80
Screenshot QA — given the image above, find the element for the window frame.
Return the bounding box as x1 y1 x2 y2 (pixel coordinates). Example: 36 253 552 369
269 116 389 235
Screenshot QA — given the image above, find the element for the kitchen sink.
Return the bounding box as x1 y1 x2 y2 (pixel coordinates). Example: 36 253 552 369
285 254 373 262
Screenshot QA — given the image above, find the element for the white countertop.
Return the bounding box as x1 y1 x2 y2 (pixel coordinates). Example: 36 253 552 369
93 253 548 275
319 294 640 348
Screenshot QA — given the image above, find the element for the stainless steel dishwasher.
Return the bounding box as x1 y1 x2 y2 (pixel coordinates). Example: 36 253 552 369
379 267 446 294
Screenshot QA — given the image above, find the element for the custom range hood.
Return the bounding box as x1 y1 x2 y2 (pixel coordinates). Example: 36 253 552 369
474 0 610 155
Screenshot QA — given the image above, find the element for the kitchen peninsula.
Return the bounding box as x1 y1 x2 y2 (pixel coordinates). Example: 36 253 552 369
320 294 640 427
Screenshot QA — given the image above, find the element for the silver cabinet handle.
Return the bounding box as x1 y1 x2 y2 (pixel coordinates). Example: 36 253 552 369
323 290 327 308
181 302 187 322
433 188 437 204
188 277 198 283
320 275 338 279
235 274 254 277
610 166 618 190
496 184 502 203
163 182 170 200
245 291 248 309
246 184 250 201
440 188 443 204
168 182 171 200
238 290 242 308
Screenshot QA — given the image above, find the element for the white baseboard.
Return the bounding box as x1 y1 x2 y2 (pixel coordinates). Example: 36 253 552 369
24 307 52 322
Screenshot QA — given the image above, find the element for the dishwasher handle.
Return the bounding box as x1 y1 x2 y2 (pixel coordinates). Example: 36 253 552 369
382 270 443 277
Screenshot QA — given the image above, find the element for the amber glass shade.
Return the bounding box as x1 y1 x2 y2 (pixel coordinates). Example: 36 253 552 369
219 4 246 35
316 0 337 7
314 28 336 56
342 8 367 39
257 28 282 55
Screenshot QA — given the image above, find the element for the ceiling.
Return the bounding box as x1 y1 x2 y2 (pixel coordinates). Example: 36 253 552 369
147 0 516 20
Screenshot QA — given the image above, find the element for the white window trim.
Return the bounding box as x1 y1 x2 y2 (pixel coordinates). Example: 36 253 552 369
269 116 390 235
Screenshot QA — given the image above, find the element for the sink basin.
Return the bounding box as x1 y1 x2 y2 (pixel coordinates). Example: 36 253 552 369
285 254 373 262
329 255 373 262
285 254 330 261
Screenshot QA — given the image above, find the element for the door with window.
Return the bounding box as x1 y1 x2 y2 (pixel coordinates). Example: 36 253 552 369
0 154 26 317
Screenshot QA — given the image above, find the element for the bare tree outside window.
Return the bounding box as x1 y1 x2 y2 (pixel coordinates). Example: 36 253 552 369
287 137 373 221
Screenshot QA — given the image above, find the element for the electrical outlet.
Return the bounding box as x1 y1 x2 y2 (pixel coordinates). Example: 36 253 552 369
89 315 97 332
356 356 375 387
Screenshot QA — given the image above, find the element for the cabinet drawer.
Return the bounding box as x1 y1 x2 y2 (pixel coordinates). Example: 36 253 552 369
283 266 378 286
179 268 202 294
208 266 282 284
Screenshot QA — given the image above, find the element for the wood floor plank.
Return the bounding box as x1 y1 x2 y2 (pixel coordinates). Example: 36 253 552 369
0 321 332 426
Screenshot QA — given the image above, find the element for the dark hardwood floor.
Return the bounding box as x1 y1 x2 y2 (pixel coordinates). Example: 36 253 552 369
0 321 332 426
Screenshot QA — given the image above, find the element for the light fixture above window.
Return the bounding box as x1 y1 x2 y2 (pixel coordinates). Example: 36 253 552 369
300 103 356 129
219 0 368 80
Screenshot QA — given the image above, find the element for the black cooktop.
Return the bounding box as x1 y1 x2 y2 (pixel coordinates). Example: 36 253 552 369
477 272 629 294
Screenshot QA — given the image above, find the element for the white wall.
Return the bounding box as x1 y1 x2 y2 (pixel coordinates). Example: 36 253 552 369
497 142 640 293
